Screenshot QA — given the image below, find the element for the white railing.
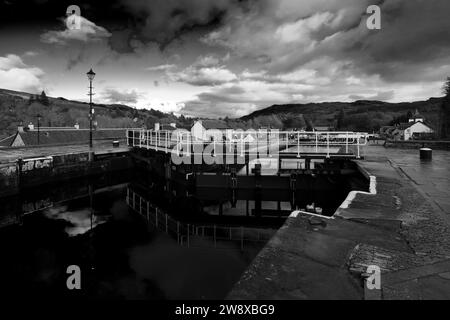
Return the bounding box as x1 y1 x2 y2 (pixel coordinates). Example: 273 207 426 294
127 129 368 158
126 188 274 249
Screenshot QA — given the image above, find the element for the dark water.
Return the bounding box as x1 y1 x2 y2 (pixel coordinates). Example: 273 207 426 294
0 174 275 300
0 162 366 299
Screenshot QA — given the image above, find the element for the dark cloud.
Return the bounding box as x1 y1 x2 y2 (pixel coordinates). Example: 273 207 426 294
118 0 245 46
203 0 450 84
3 0 449 118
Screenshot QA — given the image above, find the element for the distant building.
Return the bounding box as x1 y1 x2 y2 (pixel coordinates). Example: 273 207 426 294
408 109 424 123
154 122 177 131
0 135 16 148
380 110 434 141
398 121 434 141
191 120 231 141
313 125 335 132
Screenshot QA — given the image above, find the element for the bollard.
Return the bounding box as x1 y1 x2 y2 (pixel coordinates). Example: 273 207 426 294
420 148 432 160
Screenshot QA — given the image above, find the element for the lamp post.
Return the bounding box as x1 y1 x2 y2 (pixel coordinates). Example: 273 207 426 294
87 68 96 148
37 114 42 145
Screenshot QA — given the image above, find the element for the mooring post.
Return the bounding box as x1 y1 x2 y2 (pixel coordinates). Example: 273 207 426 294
252 163 262 218
16 158 24 225
17 158 23 190
305 158 311 170
290 173 297 210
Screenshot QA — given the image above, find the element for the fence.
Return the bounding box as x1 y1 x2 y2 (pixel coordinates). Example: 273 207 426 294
126 188 275 250
127 129 368 159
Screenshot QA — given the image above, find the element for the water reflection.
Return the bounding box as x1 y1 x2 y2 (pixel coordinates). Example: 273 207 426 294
43 206 108 237
0 174 275 299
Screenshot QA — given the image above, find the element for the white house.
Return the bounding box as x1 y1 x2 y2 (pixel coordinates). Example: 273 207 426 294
398 110 434 140
401 121 434 140
191 120 230 141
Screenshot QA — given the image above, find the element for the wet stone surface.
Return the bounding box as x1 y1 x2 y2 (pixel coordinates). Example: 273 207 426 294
229 146 450 300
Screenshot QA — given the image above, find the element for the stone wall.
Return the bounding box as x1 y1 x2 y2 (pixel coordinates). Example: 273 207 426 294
0 152 132 198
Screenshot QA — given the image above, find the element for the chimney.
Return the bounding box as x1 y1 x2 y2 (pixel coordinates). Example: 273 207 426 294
154 122 160 131
74 123 80 130
28 122 34 130
18 122 24 133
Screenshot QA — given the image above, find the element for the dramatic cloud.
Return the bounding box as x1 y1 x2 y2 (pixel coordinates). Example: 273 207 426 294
39 14 115 70
119 0 242 45
166 55 237 86
0 54 44 92
3 0 450 118
40 15 111 45
203 0 450 80
172 0 450 117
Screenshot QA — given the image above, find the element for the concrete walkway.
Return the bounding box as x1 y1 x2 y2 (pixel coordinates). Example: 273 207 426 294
0 140 129 164
229 146 450 300
365 146 450 219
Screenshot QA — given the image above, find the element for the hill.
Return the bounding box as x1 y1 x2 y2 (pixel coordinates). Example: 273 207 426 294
0 87 445 139
0 88 193 139
239 98 444 132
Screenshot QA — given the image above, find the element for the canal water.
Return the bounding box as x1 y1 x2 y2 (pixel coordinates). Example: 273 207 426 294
0 161 367 299
0 172 277 300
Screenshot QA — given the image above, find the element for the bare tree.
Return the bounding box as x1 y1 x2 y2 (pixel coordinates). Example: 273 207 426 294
440 77 450 138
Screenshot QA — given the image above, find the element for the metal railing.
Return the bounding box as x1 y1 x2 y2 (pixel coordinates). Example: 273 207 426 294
126 188 274 250
127 129 368 158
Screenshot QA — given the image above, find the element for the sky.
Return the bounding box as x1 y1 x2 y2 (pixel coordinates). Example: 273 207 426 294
1 0 450 118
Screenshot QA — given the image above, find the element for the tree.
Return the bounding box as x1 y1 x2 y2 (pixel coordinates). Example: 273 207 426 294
284 117 306 130
336 109 346 130
439 77 450 139
406 110 413 120
39 90 50 106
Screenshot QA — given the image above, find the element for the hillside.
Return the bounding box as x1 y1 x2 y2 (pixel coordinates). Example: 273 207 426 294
240 98 444 132
0 88 192 139
0 87 446 140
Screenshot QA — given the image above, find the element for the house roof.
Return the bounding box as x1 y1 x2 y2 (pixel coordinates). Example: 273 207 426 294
398 122 413 130
198 120 231 130
0 134 15 147
398 121 434 131
314 125 334 131
160 124 176 131
10 129 127 147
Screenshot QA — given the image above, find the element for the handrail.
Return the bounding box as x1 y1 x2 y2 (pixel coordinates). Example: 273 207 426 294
126 188 274 248
126 129 368 159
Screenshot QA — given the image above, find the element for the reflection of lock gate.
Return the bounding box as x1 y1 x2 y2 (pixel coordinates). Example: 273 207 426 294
126 188 275 250
127 129 369 161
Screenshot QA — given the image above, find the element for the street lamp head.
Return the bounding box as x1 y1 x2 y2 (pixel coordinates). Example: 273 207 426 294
87 68 96 81
37 114 42 121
